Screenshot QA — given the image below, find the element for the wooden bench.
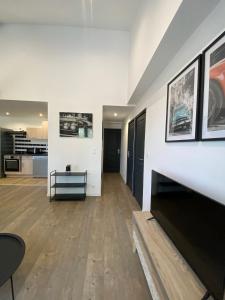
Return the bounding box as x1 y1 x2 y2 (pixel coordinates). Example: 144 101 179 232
132 211 210 300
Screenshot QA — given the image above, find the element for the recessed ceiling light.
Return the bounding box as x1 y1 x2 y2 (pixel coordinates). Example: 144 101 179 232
39 113 43 117
114 113 118 117
5 112 10 116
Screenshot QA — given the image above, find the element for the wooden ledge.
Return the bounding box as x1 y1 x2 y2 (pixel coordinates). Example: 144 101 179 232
133 211 206 300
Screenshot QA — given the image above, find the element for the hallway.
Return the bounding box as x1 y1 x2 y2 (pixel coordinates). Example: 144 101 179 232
0 173 151 300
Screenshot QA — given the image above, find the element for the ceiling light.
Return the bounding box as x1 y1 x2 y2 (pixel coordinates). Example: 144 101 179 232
114 113 118 117
5 112 10 116
39 113 43 117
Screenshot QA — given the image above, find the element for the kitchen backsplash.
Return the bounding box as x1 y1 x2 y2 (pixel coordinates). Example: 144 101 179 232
13 132 48 154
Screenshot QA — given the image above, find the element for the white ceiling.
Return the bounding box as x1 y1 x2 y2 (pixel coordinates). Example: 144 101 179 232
0 100 48 119
0 101 133 122
129 0 221 104
103 105 134 122
0 0 141 31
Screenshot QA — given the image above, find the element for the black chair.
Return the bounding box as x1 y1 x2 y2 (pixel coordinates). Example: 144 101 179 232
0 233 25 300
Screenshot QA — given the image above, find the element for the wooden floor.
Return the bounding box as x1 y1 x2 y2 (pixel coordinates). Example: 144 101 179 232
0 177 47 186
0 173 151 300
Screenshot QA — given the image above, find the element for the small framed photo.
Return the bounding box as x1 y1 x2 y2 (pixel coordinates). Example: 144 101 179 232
201 31 225 140
165 56 201 142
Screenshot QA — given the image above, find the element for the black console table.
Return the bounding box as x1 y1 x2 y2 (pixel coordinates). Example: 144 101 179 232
0 233 25 300
50 170 87 201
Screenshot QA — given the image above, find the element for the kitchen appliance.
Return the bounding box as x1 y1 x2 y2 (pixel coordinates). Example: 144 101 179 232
4 155 21 173
26 148 36 155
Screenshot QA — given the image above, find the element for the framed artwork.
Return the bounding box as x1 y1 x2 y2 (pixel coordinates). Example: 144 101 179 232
59 112 93 138
165 56 201 142
201 31 225 140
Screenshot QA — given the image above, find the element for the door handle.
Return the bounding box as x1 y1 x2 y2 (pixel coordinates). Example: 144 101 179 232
117 149 120 155
138 158 144 161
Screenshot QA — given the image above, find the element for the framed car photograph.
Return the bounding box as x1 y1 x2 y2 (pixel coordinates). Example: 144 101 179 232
201 31 225 140
59 112 93 138
165 56 201 142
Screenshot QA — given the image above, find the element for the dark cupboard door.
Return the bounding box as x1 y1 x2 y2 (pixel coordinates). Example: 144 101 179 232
134 111 146 208
127 120 135 191
103 129 121 172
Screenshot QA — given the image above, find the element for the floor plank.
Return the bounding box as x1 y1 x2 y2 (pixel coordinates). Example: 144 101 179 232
0 177 47 186
0 173 151 300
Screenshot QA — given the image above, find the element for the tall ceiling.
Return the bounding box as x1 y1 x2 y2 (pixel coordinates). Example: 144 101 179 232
0 0 141 31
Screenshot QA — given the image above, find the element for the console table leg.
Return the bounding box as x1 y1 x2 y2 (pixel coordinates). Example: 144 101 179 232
201 291 210 300
10 276 15 300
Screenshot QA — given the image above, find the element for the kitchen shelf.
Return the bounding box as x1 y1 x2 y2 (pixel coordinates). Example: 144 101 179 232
50 170 87 201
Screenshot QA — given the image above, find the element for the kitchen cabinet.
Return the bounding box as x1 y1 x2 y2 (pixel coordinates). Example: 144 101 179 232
26 128 40 139
42 121 48 139
27 121 48 140
21 156 33 175
32 156 48 177
0 128 13 177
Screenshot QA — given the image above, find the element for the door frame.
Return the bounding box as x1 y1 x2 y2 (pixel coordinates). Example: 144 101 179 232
133 109 146 208
126 119 135 191
127 109 146 207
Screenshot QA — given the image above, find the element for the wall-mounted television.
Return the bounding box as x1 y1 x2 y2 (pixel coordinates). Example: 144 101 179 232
151 170 225 300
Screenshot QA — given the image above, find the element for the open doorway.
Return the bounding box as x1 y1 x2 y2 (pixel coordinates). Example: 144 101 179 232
103 128 121 172
0 100 48 186
103 105 134 174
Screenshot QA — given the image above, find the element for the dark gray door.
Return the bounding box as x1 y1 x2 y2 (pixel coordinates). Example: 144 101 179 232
134 111 146 208
103 129 121 172
127 120 135 191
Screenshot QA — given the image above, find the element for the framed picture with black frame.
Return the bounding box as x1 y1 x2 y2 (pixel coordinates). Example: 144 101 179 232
165 55 202 142
59 112 93 138
200 31 225 141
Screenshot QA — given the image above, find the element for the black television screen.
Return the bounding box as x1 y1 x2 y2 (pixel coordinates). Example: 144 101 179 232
151 170 225 300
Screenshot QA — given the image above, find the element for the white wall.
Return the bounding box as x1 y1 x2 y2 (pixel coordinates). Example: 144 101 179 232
128 0 182 98
120 121 128 181
121 0 225 210
103 121 123 129
0 24 129 196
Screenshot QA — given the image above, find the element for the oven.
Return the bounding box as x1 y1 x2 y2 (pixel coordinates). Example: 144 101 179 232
4 155 21 173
